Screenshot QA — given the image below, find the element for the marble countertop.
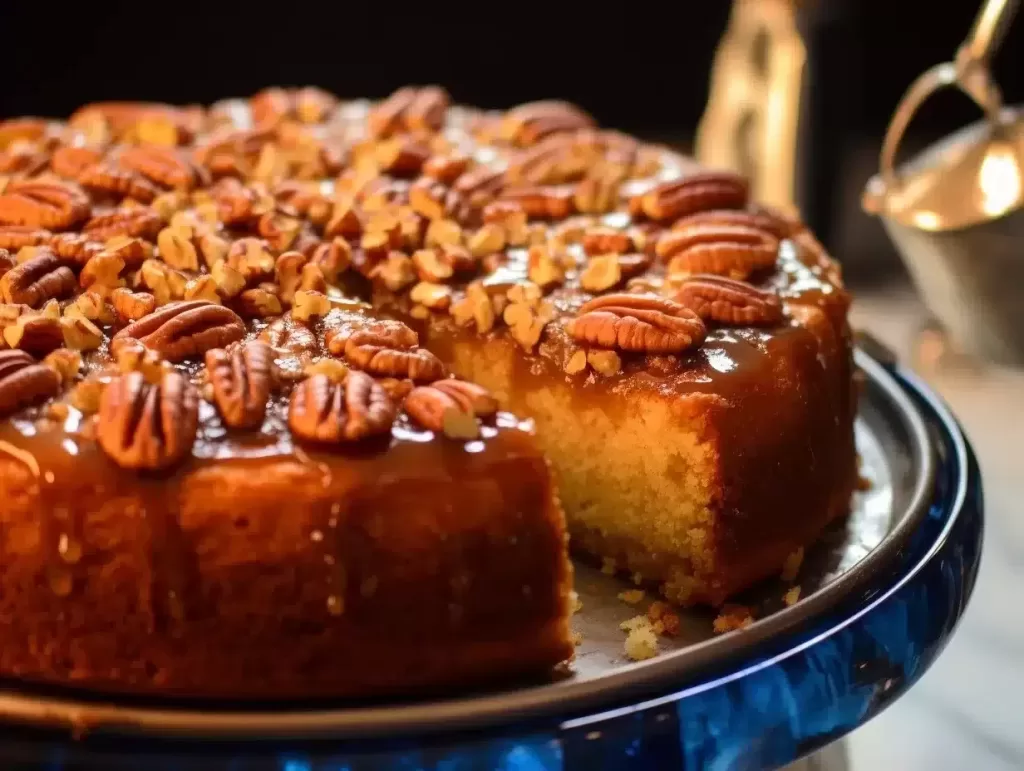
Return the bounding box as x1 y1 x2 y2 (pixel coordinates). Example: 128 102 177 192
806 287 1024 770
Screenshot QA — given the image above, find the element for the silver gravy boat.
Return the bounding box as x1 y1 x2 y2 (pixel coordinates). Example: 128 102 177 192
863 0 1024 367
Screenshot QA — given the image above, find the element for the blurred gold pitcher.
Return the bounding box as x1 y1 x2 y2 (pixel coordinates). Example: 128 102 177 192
863 0 1024 367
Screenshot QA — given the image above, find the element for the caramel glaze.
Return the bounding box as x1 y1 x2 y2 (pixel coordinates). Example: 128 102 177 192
0 381 571 697
395 229 856 605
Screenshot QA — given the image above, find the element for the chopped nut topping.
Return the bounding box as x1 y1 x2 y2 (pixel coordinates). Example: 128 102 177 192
527 244 565 289
157 226 200 271
450 281 495 333
370 252 416 292
579 254 623 293
425 218 462 248
292 289 330 322
60 316 104 351
43 348 83 385
303 358 349 382
564 349 588 375
410 281 452 310
587 349 621 376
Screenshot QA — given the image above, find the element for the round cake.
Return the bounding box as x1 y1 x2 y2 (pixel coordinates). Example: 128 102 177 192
0 86 856 698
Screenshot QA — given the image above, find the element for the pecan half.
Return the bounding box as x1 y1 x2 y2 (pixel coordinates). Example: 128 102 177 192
4 315 65 355
83 208 163 241
77 162 160 203
111 300 246 362
498 186 575 220
0 225 52 251
205 341 273 429
501 101 596 146
0 349 61 416
670 208 794 240
368 86 450 138
118 146 209 190
260 314 318 353
674 275 784 326
50 145 104 180
97 370 199 471
49 233 105 266
323 312 446 382
631 172 749 223
0 252 76 307
657 223 779 280
288 370 396 443
567 293 706 353
0 181 90 230
404 379 498 439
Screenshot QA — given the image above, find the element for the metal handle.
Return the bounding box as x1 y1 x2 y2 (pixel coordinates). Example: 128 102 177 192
962 0 1019 63
877 0 1018 192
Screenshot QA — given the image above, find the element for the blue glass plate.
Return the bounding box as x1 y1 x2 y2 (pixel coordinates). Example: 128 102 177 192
0 350 983 769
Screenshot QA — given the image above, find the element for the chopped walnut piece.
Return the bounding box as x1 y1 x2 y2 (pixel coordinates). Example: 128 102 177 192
503 294 553 352
564 349 587 375
425 218 462 248
450 281 495 333
68 377 106 413
197 231 230 269
292 289 330 322
275 250 308 303
310 237 352 283
211 260 246 299
43 348 83 386
579 254 623 293
587 349 621 376
467 224 506 258
157 226 200 271
79 252 126 297
139 259 187 305
371 252 416 292
237 287 281 318
64 290 116 324
59 315 104 351
111 287 157 322
184 276 223 305
303 358 349 383
527 244 565 289
410 281 452 310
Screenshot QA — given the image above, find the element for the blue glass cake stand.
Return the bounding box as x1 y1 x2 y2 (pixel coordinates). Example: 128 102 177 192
0 351 983 770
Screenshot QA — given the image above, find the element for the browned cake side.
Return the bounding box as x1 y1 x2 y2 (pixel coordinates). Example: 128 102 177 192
0 85 855 697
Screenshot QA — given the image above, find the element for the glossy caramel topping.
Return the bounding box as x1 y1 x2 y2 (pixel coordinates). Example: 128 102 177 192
0 85 849 473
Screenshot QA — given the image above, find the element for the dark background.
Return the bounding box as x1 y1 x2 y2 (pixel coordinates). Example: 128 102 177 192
3 1 1019 282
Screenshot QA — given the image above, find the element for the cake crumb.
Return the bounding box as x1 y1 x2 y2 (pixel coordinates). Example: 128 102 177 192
619 614 650 632
713 604 755 634
857 474 873 491
632 572 644 586
617 589 645 605
571 629 584 647
783 586 802 606
781 547 804 582
623 623 659 661
569 590 583 614
601 557 617 575
648 601 680 637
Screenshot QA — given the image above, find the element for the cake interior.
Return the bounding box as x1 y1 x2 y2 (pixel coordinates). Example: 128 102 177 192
431 330 720 602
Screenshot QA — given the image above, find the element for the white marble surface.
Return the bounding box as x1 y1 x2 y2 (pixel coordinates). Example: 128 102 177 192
800 287 1024 770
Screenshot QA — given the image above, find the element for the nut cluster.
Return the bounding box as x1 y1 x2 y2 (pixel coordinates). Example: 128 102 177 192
0 85 819 468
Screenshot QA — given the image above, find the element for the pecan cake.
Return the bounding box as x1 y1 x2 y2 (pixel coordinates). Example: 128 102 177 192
0 86 855 698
